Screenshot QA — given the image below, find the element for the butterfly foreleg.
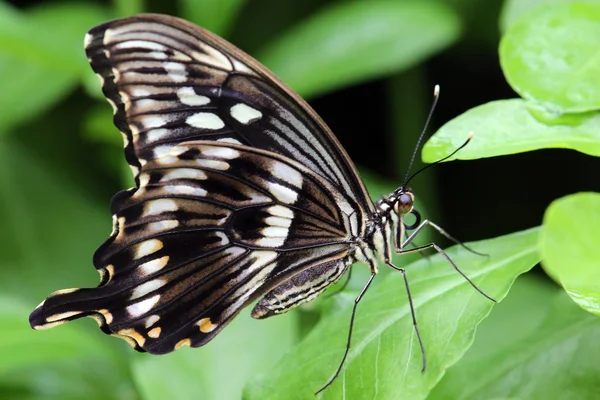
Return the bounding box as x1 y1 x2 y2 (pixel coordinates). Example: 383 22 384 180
396 219 496 302
399 218 486 257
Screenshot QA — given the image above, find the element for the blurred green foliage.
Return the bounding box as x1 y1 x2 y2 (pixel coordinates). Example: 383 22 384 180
1 0 598 399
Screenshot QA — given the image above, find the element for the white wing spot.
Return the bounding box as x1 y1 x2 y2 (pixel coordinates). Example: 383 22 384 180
134 98 157 113
170 145 190 157
256 237 285 247
251 251 278 270
127 294 160 317
265 216 292 228
147 128 169 142
134 239 164 259
186 112 225 130
214 231 230 245
84 33 93 48
164 62 187 82
157 156 179 165
147 51 167 59
154 145 174 159
140 115 166 129
202 146 240 159
196 159 230 170
268 205 294 219
217 137 243 145
271 162 303 188
116 40 167 51
149 220 179 231
143 199 178 217
130 279 167 300
262 227 289 238
164 185 207 197
230 103 262 124
232 59 255 74
140 256 170 275
267 182 298 204
192 42 232 70
131 87 151 97
139 173 151 187
161 168 207 182
177 87 210 106
145 314 160 328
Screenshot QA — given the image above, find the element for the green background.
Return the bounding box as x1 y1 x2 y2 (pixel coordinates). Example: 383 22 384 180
1 0 599 399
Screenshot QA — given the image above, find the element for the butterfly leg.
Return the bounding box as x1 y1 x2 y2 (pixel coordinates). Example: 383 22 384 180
404 218 487 257
315 269 376 395
383 260 427 372
397 219 496 302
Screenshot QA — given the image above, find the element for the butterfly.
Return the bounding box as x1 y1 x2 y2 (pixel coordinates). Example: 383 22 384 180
29 13 492 393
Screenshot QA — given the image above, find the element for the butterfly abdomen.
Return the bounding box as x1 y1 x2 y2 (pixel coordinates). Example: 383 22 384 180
251 259 350 318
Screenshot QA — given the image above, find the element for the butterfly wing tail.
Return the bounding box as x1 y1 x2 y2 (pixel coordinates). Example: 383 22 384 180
30 286 117 333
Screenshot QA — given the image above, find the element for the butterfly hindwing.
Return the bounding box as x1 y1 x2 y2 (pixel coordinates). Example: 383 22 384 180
30 142 361 352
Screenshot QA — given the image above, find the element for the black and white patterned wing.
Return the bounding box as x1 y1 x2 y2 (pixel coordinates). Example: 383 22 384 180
30 142 362 353
84 13 373 211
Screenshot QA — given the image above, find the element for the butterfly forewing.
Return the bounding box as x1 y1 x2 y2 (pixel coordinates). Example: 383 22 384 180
84 14 373 210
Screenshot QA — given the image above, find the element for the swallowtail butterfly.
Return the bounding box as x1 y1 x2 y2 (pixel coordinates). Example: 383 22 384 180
29 14 492 393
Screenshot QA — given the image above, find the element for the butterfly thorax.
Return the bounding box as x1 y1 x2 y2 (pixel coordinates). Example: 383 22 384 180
363 188 416 269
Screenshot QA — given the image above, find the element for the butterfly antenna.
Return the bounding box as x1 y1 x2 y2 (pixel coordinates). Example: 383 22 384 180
402 84 440 186
404 131 473 188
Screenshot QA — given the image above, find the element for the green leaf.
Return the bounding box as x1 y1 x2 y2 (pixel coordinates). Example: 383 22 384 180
498 0 579 32
132 311 297 400
540 192 600 316
114 0 144 17
500 2 600 112
0 3 108 73
0 294 136 399
430 275 600 399
0 295 109 373
245 228 540 400
180 0 246 37
257 1 461 98
0 3 109 131
0 139 109 301
0 58 76 133
422 99 600 163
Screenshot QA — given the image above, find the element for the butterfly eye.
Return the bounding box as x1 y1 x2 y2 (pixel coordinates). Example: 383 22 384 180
395 193 414 215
